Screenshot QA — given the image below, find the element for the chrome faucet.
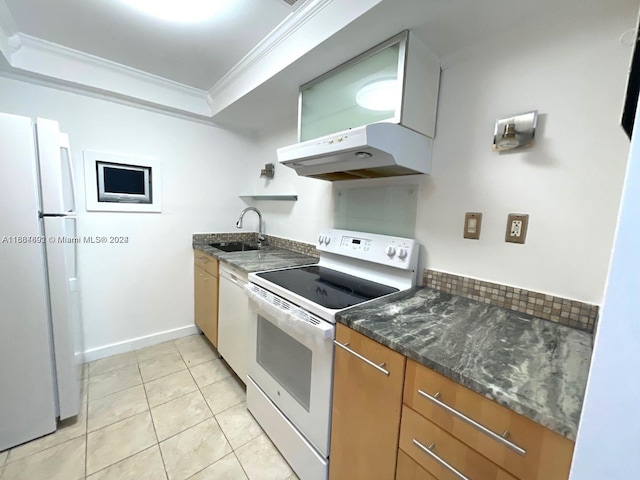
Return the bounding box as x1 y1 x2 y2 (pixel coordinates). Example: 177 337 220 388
236 207 265 244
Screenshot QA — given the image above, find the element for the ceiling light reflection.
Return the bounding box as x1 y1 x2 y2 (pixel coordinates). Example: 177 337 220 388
124 0 225 23
356 79 399 112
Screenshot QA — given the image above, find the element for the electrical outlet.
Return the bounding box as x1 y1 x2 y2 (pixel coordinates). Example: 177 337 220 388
505 214 529 244
464 212 482 239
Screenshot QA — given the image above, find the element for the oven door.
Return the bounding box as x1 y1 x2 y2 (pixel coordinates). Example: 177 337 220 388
246 283 335 457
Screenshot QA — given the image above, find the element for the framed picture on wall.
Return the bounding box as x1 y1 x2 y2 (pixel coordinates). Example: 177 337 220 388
83 151 162 213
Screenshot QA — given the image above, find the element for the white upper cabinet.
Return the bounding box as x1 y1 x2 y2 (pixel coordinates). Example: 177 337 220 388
298 31 441 142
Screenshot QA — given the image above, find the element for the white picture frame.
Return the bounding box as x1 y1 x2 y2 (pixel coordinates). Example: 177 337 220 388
83 151 162 213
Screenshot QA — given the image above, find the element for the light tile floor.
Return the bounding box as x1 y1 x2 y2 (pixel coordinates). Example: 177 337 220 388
0 334 298 480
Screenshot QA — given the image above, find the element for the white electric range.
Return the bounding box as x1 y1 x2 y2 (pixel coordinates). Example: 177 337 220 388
245 229 419 480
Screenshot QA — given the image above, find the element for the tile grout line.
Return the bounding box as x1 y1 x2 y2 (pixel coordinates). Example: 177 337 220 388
1 336 242 480
85 385 148 435
87 364 143 402
86 358 160 478
185 361 247 479
88 348 203 402
138 359 170 480
176 338 225 477
82 363 89 479
84 377 89 480
88 361 138 379
233 450 252 480
197 349 256 479
84 445 160 480
0 342 174 479
178 336 254 480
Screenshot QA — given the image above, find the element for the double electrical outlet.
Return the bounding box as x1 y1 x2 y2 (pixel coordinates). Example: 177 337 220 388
463 212 529 244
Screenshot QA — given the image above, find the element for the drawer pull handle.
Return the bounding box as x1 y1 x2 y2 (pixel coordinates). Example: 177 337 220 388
333 341 389 376
418 389 526 456
412 439 470 480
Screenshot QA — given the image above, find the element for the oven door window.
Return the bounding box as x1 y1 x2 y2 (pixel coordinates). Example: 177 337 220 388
256 315 312 411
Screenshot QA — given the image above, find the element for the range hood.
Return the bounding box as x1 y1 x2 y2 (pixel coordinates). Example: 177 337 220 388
277 123 433 181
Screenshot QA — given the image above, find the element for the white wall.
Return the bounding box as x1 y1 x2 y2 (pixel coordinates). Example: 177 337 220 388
419 1 634 304
569 91 640 480
250 0 635 305
0 76 253 359
247 125 333 243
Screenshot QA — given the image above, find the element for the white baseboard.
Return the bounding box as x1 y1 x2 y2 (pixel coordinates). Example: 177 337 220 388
77 324 201 363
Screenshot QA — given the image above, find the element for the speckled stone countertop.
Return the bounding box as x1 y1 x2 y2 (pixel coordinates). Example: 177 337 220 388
193 243 317 273
336 287 593 440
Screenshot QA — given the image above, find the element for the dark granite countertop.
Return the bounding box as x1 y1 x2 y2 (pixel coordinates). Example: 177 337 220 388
193 243 318 273
336 287 592 440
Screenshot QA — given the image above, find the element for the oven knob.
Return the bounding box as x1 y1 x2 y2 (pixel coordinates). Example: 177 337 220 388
385 245 396 257
398 248 408 259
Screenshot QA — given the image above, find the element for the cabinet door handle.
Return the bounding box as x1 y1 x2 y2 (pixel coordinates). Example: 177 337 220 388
417 389 526 456
333 341 389 376
412 439 470 480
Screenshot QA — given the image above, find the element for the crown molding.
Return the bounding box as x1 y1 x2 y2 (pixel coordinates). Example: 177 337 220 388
207 0 383 116
0 69 223 129
209 0 334 97
0 0 382 123
5 33 213 117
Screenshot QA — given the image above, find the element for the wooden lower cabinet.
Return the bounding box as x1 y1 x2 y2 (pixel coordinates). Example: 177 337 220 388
399 406 517 480
194 253 219 347
396 450 438 480
403 360 574 480
329 324 406 480
331 326 576 480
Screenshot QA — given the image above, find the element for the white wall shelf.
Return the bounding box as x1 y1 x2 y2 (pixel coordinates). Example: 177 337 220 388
240 194 298 201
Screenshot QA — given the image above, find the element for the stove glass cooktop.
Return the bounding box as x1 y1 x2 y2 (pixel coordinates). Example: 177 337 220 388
256 265 398 310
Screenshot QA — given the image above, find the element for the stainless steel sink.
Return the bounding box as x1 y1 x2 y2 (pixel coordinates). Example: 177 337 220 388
209 241 260 252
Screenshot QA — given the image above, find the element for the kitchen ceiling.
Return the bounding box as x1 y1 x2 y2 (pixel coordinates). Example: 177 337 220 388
3 0 294 90
0 0 635 131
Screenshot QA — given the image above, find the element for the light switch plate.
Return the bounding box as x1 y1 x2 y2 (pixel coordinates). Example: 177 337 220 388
505 213 529 244
464 212 482 239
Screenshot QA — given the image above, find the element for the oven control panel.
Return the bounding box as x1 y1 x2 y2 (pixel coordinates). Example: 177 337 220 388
317 229 419 271
340 236 372 252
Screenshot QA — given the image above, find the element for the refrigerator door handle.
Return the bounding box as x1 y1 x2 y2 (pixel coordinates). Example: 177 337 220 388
59 133 77 214
39 212 77 218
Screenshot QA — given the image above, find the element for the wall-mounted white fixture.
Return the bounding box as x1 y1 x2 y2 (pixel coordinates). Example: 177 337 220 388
122 0 225 23
356 79 399 112
260 163 275 179
493 110 538 152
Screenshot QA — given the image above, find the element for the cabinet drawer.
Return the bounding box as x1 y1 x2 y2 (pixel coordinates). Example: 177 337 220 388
396 450 438 480
404 360 574 480
400 406 517 480
194 251 218 276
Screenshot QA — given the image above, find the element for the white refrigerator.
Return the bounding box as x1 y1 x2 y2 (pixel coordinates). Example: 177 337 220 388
0 112 82 451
